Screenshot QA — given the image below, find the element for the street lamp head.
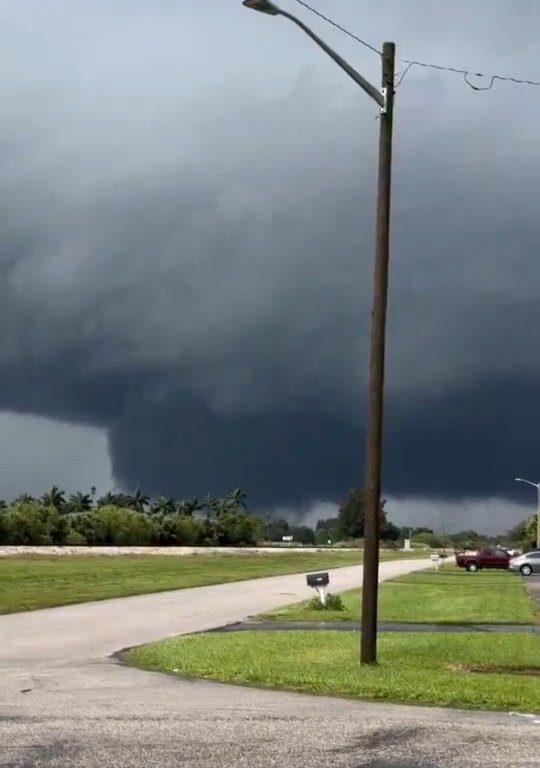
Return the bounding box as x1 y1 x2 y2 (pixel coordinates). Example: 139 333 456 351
515 478 523 482
242 0 281 14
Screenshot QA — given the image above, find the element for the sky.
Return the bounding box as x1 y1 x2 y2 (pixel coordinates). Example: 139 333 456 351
0 0 538 533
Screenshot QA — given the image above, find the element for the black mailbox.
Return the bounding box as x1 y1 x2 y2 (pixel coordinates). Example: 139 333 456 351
306 571 329 588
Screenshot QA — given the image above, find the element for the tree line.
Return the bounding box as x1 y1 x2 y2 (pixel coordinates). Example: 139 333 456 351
0 487 264 547
3 484 532 550
0 486 248 517
0 486 407 548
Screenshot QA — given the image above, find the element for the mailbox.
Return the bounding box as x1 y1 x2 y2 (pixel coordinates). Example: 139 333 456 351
306 572 329 588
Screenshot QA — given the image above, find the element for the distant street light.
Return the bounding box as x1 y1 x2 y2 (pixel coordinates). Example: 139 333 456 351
514 477 540 549
242 0 396 664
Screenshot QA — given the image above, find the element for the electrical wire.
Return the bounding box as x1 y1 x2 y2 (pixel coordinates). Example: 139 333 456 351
291 0 381 55
291 0 540 91
398 58 540 90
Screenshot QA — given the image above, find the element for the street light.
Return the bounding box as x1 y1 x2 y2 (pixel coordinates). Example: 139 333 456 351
243 0 280 14
514 477 540 549
242 0 396 664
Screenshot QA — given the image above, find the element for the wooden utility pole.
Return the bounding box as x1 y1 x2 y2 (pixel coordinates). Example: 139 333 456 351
242 1 396 666
360 42 395 664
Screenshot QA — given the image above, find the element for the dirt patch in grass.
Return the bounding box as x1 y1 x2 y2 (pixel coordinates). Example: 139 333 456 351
447 663 540 677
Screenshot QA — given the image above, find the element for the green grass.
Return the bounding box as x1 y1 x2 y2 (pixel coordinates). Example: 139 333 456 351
0 550 379 614
0 549 430 615
127 630 540 713
261 567 538 625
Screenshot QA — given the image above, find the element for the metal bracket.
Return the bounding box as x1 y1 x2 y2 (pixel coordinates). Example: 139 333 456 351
380 87 388 114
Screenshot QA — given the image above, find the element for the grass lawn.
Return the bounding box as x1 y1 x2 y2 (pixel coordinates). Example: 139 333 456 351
0 550 431 614
127 630 540 713
0 550 430 615
261 567 538 625
0 551 365 614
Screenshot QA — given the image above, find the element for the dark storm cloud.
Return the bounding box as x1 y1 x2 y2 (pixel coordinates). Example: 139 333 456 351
109 396 361 508
1 0 539 513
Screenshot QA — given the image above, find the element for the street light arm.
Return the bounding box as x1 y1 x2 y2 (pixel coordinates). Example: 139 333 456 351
515 477 540 489
243 1 384 107
279 9 384 106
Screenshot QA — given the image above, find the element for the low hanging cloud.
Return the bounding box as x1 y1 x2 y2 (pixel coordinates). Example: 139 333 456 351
297 497 531 537
0 0 539 525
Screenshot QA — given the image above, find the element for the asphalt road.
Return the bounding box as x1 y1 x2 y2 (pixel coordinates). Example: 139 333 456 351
1 558 538 768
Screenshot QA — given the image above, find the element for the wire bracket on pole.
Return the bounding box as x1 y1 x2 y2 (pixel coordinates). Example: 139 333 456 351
380 87 389 114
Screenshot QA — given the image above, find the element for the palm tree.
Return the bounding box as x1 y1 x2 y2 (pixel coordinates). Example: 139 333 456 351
14 494 36 505
114 493 131 508
68 492 92 514
226 487 247 511
176 497 202 517
201 494 220 518
97 491 120 507
41 486 66 511
214 497 231 517
202 490 247 518
125 487 149 513
151 496 176 516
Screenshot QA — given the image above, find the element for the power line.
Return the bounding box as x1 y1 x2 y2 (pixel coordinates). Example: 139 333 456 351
397 59 540 90
292 0 540 91
291 0 381 56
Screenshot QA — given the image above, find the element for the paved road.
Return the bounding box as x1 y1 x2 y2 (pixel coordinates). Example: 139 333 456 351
1 558 538 767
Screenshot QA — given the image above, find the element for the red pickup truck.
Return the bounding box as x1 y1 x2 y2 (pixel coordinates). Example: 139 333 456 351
455 548 511 572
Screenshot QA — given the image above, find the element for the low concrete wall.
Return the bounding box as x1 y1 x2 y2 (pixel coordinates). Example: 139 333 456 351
0 545 360 558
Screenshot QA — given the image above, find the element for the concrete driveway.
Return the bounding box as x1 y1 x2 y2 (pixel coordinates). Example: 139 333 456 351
1 558 538 767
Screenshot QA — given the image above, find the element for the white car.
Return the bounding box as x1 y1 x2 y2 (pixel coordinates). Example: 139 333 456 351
508 550 540 576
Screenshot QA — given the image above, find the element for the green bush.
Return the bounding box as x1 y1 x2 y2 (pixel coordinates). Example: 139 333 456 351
0 499 320 550
0 511 7 544
73 506 156 546
307 593 346 611
289 525 316 545
214 512 261 546
413 532 444 548
524 515 537 550
64 528 88 546
157 515 203 546
0 502 68 545
0 501 69 546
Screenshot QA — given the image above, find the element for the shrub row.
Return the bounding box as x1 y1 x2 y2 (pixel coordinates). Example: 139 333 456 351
0 503 262 547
